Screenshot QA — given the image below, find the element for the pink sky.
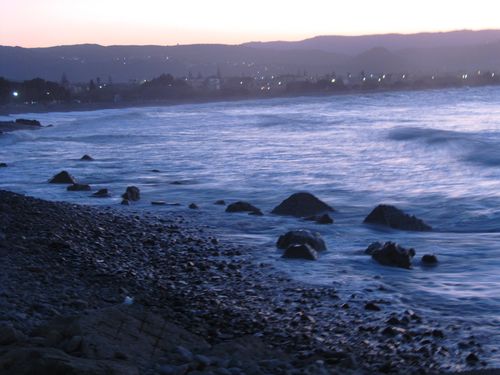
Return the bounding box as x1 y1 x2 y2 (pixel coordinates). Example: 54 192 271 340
2 0 500 47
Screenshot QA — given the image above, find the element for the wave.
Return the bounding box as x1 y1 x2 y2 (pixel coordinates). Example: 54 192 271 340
388 127 500 167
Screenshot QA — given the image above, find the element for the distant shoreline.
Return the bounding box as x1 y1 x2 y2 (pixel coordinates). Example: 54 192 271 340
1 83 497 117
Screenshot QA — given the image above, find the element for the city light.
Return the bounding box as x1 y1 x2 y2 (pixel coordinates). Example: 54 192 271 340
12 91 19 97
331 78 336 83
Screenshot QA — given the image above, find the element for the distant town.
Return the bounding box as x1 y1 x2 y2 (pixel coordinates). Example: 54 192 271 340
1 69 500 112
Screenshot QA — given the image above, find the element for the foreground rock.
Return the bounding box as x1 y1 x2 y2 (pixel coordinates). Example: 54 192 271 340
363 204 432 231
271 192 333 217
282 243 318 260
277 229 327 251
122 186 140 201
225 201 263 216
49 171 76 184
366 241 415 269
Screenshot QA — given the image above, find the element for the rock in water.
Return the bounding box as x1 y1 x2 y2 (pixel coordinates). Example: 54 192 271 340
121 199 130 205
277 230 327 251
189 203 198 209
421 254 438 265
92 189 110 198
0 163 7 167
363 204 431 231
67 184 91 191
122 186 140 201
369 241 415 269
271 192 334 217
49 171 76 184
282 243 318 260
15 118 41 126
80 154 94 161
225 201 263 216
214 200 226 205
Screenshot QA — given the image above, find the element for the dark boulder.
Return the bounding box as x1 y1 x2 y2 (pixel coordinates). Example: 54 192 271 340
214 200 226 205
277 230 327 251
0 163 7 168
421 254 438 265
271 192 333 217
368 241 415 269
226 201 262 216
365 241 382 255
282 243 318 260
92 189 110 198
67 184 91 191
122 186 140 201
189 203 198 209
364 204 431 231
15 118 41 126
49 171 76 184
80 154 94 161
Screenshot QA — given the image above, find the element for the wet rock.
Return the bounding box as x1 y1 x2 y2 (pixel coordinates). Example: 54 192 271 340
225 201 262 216
189 203 199 209
271 192 333 217
466 352 479 364
421 254 438 265
67 183 91 192
365 241 383 255
0 163 7 168
92 189 111 198
49 171 76 184
282 243 318 260
121 199 130 205
122 186 140 201
276 230 327 251
363 204 432 231
365 302 381 311
369 241 415 269
151 201 166 206
214 200 226 205
16 118 41 126
80 154 94 161
305 213 334 224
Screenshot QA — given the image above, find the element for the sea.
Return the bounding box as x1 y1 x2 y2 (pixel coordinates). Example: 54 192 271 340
1 86 499 363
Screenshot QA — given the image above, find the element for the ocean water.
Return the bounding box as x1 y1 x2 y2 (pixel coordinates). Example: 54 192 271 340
1 87 500 361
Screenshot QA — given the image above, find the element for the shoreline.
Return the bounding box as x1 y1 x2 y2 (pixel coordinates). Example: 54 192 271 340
0 190 497 374
1 83 497 117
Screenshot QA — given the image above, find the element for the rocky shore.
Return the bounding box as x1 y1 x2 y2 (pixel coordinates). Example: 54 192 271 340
0 190 497 374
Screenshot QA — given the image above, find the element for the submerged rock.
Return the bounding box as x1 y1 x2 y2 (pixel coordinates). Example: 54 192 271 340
189 203 198 209
421 254 438 265
122 186 140 201
305 213 334 224
151 201 166 206
226 201 262 216
368 241 415 269
67 184 91 192
80 154 94 161
121 199 130 205
282 243 318 260
92 189 111 198
363 204 431 231
0 163 7 168
271 192 333 217
15 118 41 126
277 230 326 251
214 200 226 205
49 171 76 184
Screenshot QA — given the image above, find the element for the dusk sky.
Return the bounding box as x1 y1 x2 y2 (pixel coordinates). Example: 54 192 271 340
1 0 500 47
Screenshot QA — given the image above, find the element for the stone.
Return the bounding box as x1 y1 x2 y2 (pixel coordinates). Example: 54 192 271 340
315 214 334 224
49 171 76 184
15 118 41 126
214 200 226 205
80 154 94 161
271 192 334 217
421 254 438 265
276 230 327 251
121 199 130 205
365 242 383 255
282 243 318 260
151 201 166 206
369 241 415 269
0 163 7 168
67 183 91 191
122 186 140 201
364 204 431 231
225 201 262 216
92 189 111 198
189 203 199 209
365 302 381 311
